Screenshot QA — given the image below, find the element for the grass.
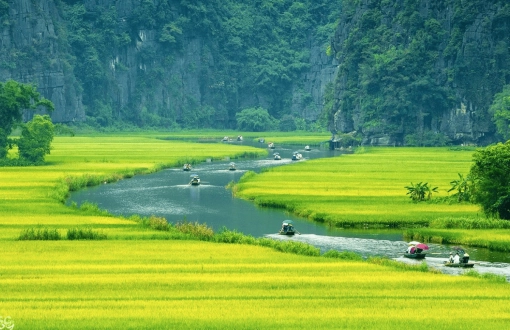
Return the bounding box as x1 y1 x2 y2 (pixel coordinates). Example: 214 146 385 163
2 133 510 328
2 240 510 329
235 147 480 227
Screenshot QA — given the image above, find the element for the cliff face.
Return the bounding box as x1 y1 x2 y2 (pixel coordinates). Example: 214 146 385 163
330 0 510 145
0 0 337 127
0 0 84 122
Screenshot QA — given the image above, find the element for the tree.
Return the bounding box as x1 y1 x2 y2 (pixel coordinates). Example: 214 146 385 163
235 107 276 132
0 80 54 158
468 141 510 219
489 84 510 141
405 182 438 202
17 115 55 163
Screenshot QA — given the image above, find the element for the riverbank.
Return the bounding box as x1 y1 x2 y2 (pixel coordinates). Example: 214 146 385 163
1 133 510 328
234 146 510 251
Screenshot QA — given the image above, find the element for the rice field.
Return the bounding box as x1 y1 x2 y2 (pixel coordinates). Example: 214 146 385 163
2 134 510 329
235 147 480 226
1 240 510 329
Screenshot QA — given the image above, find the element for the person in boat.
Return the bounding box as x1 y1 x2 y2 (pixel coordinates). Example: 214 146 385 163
462 252 470 263
453 252 460 264
282 223 288 233
448 252 454 263
406 245 416 254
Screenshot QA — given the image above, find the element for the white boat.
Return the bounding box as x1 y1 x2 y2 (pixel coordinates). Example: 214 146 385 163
292 152 302 160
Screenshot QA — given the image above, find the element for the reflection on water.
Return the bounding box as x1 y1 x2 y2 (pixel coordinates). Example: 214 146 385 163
68 140 510 280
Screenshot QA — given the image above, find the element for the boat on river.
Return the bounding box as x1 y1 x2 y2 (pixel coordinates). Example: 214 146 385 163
183 163 192 171
404 252 427 259
268 142 275 149
189 174 200 185
273 152 281 160
279 220 298 235
292 152 303 160
229 162 237 171
304 145 311 151
443 262 475 268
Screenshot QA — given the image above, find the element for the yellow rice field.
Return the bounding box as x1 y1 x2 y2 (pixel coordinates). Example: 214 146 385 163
1 134 510 329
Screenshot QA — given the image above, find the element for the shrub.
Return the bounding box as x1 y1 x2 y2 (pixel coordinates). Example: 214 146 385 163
67 228 107 240
18 228 62 240
175 220 214 240
322 250 364 261
148 216 170 231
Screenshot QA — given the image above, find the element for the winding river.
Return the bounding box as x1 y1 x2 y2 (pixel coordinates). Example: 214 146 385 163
68 139 510 280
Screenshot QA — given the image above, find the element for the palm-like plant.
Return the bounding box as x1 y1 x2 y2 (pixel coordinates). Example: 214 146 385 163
405 182 438 201
448 173 471 202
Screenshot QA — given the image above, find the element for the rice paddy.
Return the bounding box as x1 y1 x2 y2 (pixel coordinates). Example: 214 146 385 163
1 133 510 329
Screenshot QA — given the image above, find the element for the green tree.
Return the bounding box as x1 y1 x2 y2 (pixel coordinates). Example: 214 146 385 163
236 107 276 132
469 141 510 219
405 182 438 202
0 80 54 158
17 115 55 163
489 84 510 141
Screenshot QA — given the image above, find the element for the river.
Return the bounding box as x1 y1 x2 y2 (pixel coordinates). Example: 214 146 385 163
68 139 510 280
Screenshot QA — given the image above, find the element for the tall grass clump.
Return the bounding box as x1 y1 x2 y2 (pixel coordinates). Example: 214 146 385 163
175 220 214 240
322 250 364 261
67 228 107 240
18 228 62 240
148 216 170 231
429 217 510 229
463 270 507 283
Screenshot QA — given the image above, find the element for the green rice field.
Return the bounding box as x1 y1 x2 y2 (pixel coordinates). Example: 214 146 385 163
2 133 510 329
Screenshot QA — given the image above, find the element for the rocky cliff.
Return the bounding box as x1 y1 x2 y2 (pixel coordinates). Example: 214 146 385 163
0 0 84 122
0 0 338 127
329 0 510 145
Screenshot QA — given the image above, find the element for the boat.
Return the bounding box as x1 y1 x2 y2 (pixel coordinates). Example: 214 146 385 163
228 162 236 171
258 138 265 143
444 262 475 268
222 136 229 142
292 152 303 160
183 163 192 171
304 145 311 151
279 220 297 235
189 174 200 185
403 252 427 259
237 135 243 141
268 142 275 149
273 152 281 160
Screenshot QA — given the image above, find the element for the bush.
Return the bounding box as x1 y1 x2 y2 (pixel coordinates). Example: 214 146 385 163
148 216 170 231
18 228 62 240
322 250 363 260
175 220 214 240
67 228 107 240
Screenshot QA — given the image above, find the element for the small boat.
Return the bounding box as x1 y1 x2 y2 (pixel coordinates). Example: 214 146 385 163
268 142 275 149
273 152 281 160
258 138 265 143
444 262 475 268
292 152 302 160
183 163 192 171
279 220 297 235
228 162 236 171
189 174 200 186
237 135 243 141
304 145 311 151
222 136 229 142
404 252 427 259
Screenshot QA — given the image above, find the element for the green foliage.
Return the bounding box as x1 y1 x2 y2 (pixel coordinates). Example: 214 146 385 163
236 107 276 131
17 115 55 163
429 217 510 230
489 84 510 140
148 216 170 231
0 80 54 158
322 250 364 261
405 182 438 202
67 228 107 240
175 220 214 240
448 173 472 202
278 114 297 131
469 141 510 219
18 228 62 240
